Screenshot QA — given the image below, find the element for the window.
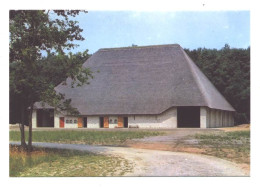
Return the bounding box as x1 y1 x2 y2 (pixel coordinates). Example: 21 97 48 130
114 119 117 123
74 119 78 123
109 119 113 123
69 120 72 123
66 119 69 123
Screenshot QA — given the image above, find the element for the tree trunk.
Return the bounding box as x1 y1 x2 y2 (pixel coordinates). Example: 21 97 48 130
27 105 33 152
19 123 27 149
19 102 27 150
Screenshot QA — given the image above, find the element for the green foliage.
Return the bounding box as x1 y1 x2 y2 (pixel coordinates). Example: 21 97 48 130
185 44 250 124
9 10 91 124
9 10 87 62
10 130 163 145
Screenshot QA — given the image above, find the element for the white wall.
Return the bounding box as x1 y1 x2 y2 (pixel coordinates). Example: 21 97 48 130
54 111 60 128
200 107 207 128
87 116 100 128
76 108 177 129
64 116 78 128
32 110 37 128
33 107 234 129
128 107 177 128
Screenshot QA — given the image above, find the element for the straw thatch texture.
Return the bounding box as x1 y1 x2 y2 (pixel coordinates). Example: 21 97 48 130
53 44 234 115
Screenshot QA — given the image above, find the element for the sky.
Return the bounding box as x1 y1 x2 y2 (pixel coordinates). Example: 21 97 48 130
67 11 250 54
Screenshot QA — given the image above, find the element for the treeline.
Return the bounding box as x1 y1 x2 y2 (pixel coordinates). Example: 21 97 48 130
184 44 250 124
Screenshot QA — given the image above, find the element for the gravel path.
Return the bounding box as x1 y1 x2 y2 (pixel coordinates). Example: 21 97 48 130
11 142 248 176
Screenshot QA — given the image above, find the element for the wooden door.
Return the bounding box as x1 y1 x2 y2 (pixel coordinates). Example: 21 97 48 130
60 117 64 128
104 117 109 128
78 117 83 128
118 117 123 128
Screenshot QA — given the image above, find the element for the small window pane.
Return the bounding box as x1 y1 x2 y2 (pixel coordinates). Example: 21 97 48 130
74 119 77 123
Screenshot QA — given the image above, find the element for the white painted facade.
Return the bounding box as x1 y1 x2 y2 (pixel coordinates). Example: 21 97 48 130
128 107 177 128
87 116 100 128
54 111 60 128
32 106 234 129
64 117 78 128
32 110 37 128
200 107 207 128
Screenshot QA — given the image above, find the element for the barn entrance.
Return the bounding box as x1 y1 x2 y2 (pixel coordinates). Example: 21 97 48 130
99 117 104 128
37 109 54 127
177 107 200 128
123 117 128 128
83 117 87 128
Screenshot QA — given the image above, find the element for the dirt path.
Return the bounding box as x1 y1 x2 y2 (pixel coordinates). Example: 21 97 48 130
125 128 250 174
11 142 248 176
125 129 217 153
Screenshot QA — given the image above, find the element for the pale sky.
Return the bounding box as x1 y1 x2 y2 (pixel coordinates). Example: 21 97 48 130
66 11 250 54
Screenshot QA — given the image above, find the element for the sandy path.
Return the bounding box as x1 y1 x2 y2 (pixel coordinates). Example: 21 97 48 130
11 142 248 176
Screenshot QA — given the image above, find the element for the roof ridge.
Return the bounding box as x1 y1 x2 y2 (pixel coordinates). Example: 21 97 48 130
99 44 180 51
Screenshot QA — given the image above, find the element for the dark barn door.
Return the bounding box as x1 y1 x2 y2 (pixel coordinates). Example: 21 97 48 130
99 117 104 128
83 117 87 128
37 109 54 127
123 117 128 128
177 107 200 128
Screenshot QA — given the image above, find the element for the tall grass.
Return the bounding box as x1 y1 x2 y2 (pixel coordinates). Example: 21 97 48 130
195 130 250 142
10 145 131 177
10 145 63 176
10 130 162 145
194 130 250 165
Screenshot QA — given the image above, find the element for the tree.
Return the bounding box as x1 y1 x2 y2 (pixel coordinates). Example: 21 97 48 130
184 45 250 124
9 10 92 151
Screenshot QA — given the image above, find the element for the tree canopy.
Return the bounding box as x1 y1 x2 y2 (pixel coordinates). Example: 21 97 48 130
9 10 91 150
185 44 250 124
10 10 91 119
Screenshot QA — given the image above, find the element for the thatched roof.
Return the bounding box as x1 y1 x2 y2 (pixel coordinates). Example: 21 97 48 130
52 44 235 115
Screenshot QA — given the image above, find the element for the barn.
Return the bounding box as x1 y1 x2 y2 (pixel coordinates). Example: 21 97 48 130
32 44 235 129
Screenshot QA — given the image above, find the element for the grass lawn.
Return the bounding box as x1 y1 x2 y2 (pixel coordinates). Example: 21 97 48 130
10 145 132 177
194 130 250 168
10 130 162 145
